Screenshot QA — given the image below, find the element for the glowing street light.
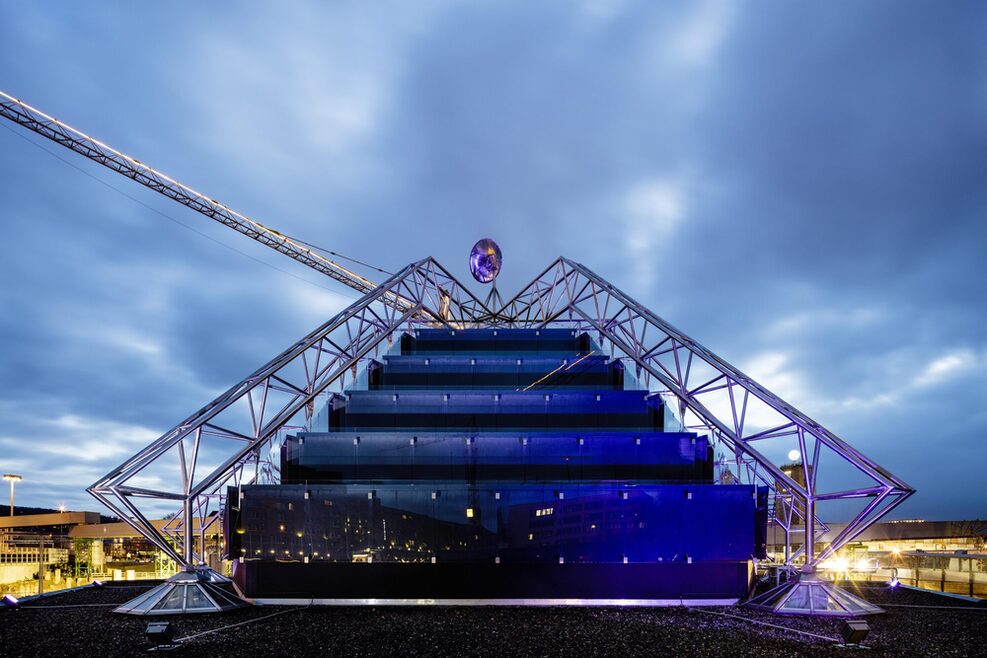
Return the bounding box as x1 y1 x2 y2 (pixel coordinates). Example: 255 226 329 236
3 474 22 516
787 450 801 462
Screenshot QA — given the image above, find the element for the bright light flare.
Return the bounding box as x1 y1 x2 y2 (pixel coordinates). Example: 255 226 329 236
818 557 850 572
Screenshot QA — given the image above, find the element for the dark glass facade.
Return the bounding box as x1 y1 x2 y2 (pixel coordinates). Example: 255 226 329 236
228 329 768 601
280 431 712 483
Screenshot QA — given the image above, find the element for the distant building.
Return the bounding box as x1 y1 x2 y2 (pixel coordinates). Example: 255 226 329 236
768 518 987 598
0 509 223 594
818 519 986 556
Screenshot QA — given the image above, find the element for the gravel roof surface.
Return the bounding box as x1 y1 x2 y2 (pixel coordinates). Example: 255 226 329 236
1 582 984 657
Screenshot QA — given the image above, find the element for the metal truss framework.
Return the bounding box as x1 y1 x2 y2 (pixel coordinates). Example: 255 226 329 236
1 88 912 573
496 258 914 569
0 91 393 301
89 258 490 564
91 256 912 571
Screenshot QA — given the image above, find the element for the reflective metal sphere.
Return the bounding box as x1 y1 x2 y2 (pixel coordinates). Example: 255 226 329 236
469 238 502 283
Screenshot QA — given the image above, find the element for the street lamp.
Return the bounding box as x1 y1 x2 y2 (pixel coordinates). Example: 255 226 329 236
3 474 22 516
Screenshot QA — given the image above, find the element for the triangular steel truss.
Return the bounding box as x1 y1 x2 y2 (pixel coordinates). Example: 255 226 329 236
90 256 913 578
89 258 492 564
494 258 914 570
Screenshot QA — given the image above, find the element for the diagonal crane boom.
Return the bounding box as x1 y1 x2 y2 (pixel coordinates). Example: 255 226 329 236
0 90 384 297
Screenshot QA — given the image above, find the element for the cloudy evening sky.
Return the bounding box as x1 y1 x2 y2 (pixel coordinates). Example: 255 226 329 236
1 1 985 519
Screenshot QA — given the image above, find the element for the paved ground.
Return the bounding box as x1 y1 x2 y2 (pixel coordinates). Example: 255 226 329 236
1 581 984 656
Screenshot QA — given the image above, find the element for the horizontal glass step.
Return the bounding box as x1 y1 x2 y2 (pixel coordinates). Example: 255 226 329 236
229 483 766 564
338 390 653 410
329 390 662 431
283 431 712 484
369 355 624 390
401 328 590 355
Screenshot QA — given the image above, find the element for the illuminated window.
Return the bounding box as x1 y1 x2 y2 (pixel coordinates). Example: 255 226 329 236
466 508 474 519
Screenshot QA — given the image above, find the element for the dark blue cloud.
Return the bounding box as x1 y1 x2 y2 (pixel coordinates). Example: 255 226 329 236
0 1 984 519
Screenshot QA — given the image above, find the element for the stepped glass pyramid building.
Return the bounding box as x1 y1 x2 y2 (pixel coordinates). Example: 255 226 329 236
90 258 913 614
229 327 768 602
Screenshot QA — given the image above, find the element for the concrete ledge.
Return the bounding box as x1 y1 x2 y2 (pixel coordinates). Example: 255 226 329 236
899 584 983 603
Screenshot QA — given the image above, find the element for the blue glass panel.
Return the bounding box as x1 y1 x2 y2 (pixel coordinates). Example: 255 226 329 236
229 483 757 565
402 328 588 355
371 354 624 390
331 390 662 431
281 432 712 484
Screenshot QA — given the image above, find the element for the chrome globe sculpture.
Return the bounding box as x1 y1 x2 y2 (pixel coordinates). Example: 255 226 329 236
469 238 502 284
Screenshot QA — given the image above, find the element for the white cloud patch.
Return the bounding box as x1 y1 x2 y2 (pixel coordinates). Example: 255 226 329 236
829 347 984 413
625 178 685 243
576 0 628 26
767 306 884 338
738 350 818 429
284 279 355 327
0 413 162 510
622 176 687 289
178 4 444 192
764 347 986 417
665 0 736 69
912 349 980 388
744 351 804 398
33 415 160 463
833 391 901 412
